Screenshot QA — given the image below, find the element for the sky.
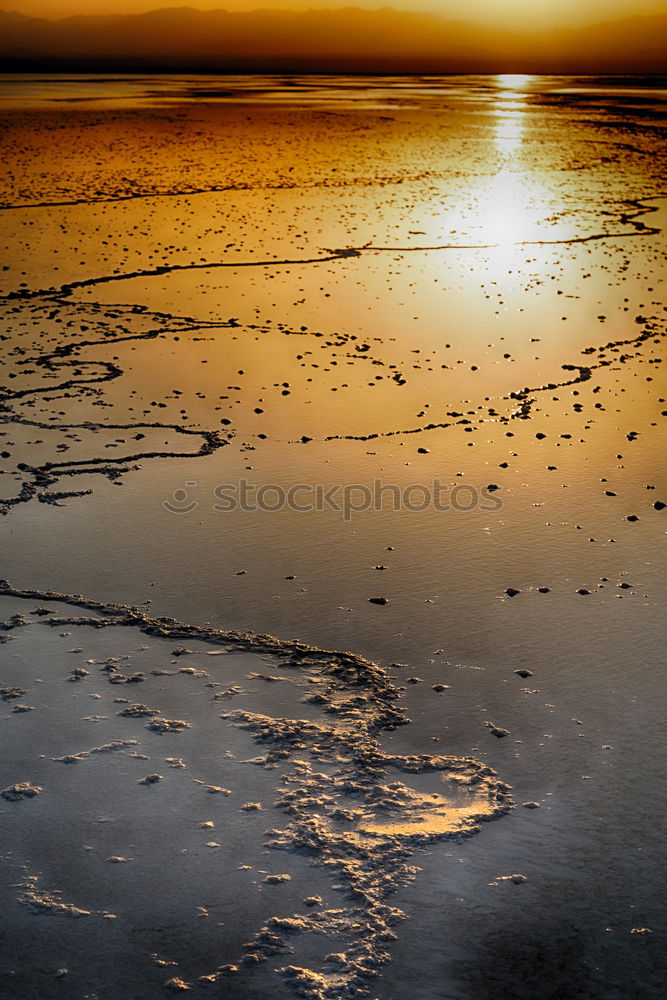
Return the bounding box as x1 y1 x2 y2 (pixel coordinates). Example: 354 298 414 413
10 0 667 29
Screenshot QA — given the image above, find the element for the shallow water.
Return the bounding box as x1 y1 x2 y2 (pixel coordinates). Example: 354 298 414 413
1 74 666 998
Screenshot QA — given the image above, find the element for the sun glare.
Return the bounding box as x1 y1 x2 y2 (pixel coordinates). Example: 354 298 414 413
496 74 533 90
493 75 532 154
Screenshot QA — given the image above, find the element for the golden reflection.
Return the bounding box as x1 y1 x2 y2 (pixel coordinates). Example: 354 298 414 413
494 116 524 153
496 73 533 90
493 74 532 154
481 171 535 245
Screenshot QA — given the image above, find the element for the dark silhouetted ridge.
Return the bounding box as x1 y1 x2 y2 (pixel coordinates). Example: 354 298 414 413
0 6 665 72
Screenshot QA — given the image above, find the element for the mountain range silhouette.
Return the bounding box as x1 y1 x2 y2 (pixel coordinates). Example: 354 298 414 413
1 6 666 72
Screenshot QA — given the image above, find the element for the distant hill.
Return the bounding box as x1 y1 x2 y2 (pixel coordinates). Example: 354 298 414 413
0 6 665 73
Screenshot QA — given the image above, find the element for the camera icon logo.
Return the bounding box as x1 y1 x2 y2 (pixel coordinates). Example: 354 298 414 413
163 481 199 513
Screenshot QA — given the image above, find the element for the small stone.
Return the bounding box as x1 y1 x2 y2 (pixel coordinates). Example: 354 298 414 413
489 727 510 738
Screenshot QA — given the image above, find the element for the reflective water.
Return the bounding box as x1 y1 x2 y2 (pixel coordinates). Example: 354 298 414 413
1 75 666 998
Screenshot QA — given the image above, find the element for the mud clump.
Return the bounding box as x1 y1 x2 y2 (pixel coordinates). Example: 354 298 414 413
164 977 191 991
146 717 190 734
20 875 90 917
2 781 42 801
52 739 139 763
1 687 26 701
118 703 161 717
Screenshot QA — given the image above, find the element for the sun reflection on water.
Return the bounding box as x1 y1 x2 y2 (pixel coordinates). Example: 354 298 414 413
496 74 533 90
493 73 533 154
478 73 543 260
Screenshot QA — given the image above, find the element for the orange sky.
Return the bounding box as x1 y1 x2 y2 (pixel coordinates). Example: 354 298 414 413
11 0 667 28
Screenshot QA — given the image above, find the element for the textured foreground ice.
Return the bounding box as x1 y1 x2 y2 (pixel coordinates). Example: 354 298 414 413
0 583 510 999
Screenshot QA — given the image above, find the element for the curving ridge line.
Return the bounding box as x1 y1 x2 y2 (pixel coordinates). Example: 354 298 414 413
345 197 662 252
322 319 664 442
0 311 244 512
0 250 360 303
0 172 437 213
0 198 661 305
0 578 400 703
